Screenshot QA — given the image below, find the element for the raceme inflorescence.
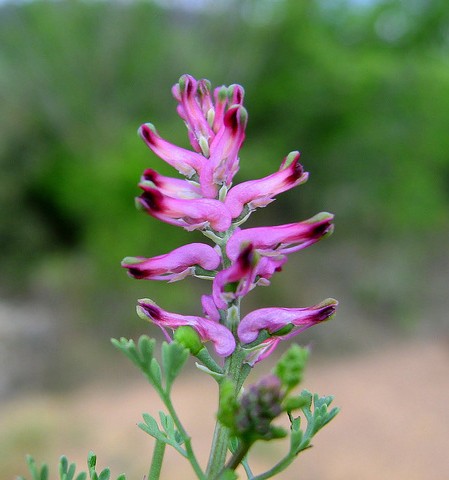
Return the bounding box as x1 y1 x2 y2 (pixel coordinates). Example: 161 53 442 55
122 74 337 365
120 75 339 479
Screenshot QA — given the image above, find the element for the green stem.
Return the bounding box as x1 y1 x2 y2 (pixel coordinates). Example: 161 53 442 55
205 227 250 478
206 345 250 479
250 453 295 480
241 456 255 479
223 441 252 472
206 420 230 479
159 389 206 480
148 439 166 480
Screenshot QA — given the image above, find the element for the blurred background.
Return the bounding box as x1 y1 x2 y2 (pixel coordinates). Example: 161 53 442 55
1 0 448 478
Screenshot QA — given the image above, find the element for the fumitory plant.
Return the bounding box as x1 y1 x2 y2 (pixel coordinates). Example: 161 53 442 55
20 75 339 480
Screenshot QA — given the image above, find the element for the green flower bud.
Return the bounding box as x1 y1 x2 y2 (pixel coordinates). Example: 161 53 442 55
199 135 210 157
217 85 228 101
273 344 309 391
174 326 203 355
206 108 215 128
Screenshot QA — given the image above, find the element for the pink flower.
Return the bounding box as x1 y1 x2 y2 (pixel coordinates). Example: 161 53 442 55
212 246 289 309
140 169 202 199
171 75 247 198
172 75 214 152
172 75 245 153
199 104 248 198
137 299 236 357
224 151 308 218
238 298 338 345
201 294 221 322
139 76 247 200
137 185 232 232
254 255 288 286
121 243 221 282
212 244 259 309
243 338 283 367
138 123 204 178
212 83 244 134
226 212 334 260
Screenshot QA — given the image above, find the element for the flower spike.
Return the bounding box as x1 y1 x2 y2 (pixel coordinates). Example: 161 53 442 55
122 75 339 476
137 299 236 357
121 243 221 282
128 75 338 374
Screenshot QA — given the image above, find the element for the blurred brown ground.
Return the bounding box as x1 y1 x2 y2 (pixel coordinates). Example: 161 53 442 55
3 338 448 480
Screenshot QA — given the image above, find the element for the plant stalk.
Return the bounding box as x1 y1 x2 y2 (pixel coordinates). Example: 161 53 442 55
206 344 250 478
148 439 166 480
160 390 206 480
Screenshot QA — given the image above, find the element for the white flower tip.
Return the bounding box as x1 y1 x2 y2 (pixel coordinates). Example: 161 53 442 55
310 211 334 222
121 256 142 266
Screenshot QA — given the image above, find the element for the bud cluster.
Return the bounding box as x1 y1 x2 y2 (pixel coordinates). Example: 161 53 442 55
235 375 284 441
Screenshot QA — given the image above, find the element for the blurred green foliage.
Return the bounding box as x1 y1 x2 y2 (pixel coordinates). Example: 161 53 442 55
0 0 448 336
